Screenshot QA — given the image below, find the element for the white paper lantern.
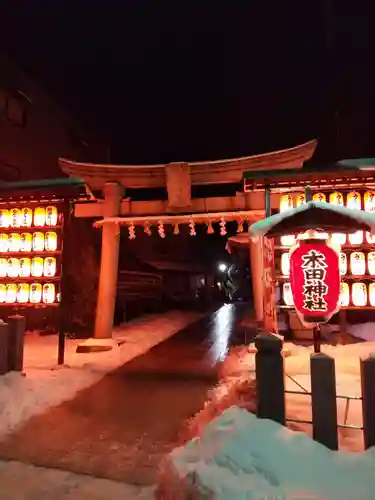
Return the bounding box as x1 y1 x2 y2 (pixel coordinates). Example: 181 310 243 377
281 253 290 276
279 194 293 212
339 252 347 276
369 283 375 307
283 282 294 306
280 235 295 247
340 282 350 307
348 231 363 245
350 252 366 276
368 252 375 276
296 193 306 207
352 282 367 307
347 191 362 210
313 193 326 203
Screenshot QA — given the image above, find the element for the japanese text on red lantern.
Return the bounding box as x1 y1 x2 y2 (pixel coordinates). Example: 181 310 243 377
301 249 328 312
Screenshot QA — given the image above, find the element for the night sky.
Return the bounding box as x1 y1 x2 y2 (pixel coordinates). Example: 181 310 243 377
2 1 374 165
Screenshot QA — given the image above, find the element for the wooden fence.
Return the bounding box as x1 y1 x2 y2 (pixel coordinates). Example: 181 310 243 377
255 333 375 450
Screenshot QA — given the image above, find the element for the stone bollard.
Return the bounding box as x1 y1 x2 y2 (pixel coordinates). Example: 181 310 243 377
0 321 9 375
310 353 338 450
7 315 26 372
255 333 285 425
361 355 375 449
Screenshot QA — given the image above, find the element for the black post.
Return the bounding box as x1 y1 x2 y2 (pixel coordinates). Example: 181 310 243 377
313 325 321 353
265 186 271 218
360 355 375 449
57 202 71 365
7 315 26 371
305 185 312 202
0 321 9 375
310 353 338 450
255 333 285 425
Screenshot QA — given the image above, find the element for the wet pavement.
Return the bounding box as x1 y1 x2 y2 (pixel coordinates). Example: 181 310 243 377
0 303 253 486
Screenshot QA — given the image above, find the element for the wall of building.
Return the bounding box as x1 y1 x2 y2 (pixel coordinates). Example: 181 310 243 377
0 55 109 181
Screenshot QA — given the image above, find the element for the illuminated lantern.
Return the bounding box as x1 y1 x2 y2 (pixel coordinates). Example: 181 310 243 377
340 282 350 306
10 208 21 227
313 193 326 203
280 235 295 247
7 258 20 278
31 257 44 277
42 283 55 304
289 233 341 326
0 234 8 253
349 231 363 245
367 232 375 244
29 283 42 303
296 193 306 207
17 283 30 303
0 209 10 228
329 192 344 206
6 284 17 303
352 282 367 307
0 284 6 303
19 258 31 277
364 191 375 213
45 232 57 251
32 232 45 251
280 194 293 213
8 233 21 252
33 207 46 227
20 207 32 227
331 232 346 245
339 252 347 275
350 252 365 276
45 206 58 226
283 282 294 306
0 259 7 278
347 191 362 210
43 257 56 277
20 233 32 252
368 252 375 276
281 253 290 276
370 283 375 307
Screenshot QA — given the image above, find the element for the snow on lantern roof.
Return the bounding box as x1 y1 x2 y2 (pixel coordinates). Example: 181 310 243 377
249 201 375 240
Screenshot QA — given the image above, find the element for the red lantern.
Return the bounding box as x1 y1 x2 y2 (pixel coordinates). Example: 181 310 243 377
289 235 341 326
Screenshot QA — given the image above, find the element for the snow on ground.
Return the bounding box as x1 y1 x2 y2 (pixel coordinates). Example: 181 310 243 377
159 406 375 500
188 339 375 452
0 310 203 439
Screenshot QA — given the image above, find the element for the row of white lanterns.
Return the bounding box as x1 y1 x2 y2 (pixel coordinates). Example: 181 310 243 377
280 191 375 246
281 251 375 277
283 281 371 307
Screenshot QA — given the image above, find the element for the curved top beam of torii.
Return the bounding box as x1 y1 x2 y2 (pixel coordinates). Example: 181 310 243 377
59 139 317 191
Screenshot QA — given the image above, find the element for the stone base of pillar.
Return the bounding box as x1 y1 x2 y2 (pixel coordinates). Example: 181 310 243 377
76 337 119 354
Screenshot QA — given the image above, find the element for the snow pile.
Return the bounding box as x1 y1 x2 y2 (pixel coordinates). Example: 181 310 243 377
0 310 203 438
159 406 375 500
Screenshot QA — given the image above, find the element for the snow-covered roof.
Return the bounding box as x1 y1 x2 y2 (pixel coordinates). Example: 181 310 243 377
249 201 375 239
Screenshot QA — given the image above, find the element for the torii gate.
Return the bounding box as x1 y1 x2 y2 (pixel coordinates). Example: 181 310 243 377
59 139 316 350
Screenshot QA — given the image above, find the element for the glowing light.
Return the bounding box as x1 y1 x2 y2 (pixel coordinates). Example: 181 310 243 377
349 231 363 245
280 235 295 247
368 252 375 276
0 258 7 277
29 283 42 303
350 252 366 276
20 207 32 227
17 283 29 303
0 209 10 228
339 252 347 275
340 282 350 306
45 232 57 251
364 191 375 212
45 206 58 226
32 232 45 251
42 283 55 304
331 233 346 245
281 252 290 276
43 257 56 277
10 208 21 228
283 282 294 306
296 193 306 207
369 283 375 306
352 282 367 307
7 258 20 278
218 263 227 272
0 234 8 253
20 233 32 252
329 192 344 206
8 233 21 252
0 284 6 303
19 258 31 278
6 284 17 303
313 193 326 203
31 257 44 277
280 194 293 212
347 191 362 210
33 207 46 227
